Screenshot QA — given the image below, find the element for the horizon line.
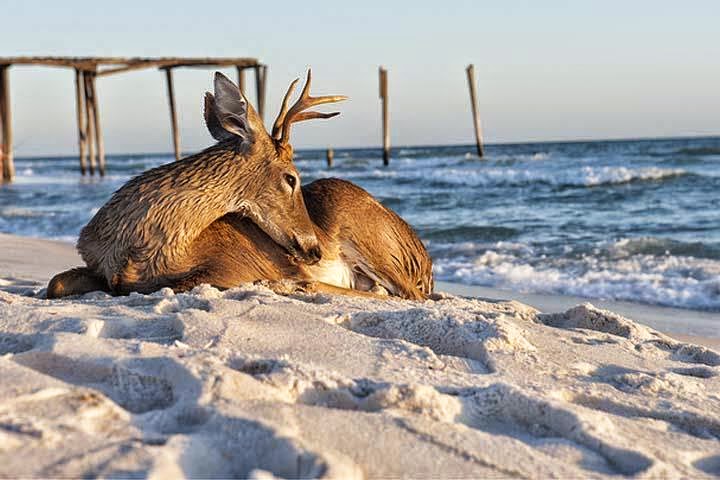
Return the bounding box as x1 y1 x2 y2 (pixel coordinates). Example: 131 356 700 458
14 133 720 161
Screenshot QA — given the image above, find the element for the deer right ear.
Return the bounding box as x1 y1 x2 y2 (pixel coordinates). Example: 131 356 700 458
207 72 254 146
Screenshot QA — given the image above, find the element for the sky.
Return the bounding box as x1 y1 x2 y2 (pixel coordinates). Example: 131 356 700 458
1 0 719 156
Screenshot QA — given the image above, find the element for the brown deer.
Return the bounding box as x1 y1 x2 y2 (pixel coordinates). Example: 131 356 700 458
48 71 346 297
48 71 434 300
175 88 434 300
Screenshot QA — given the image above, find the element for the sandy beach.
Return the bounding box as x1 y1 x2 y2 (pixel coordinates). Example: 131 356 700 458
1 232 719 477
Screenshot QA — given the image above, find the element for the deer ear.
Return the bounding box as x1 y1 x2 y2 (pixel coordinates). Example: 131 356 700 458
203 92 234 142
210 72 254 145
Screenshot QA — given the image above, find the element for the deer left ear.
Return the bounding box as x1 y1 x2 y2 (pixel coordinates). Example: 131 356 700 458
204 92 232 142
211 72 254 145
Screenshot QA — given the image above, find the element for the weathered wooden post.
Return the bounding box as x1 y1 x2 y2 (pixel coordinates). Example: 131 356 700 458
74 69 88 175
83 73 96 175
164 68 181 161
465 64 484 157
88 72 105 175
236 66 246 95
0 64 15 182
255 65 266 123
326 148 334 168
379 66 390 166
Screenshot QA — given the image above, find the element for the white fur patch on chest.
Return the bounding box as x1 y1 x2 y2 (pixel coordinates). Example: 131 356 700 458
307 258 355 289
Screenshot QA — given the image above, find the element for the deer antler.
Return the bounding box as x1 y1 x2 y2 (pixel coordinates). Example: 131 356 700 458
271 69 347 145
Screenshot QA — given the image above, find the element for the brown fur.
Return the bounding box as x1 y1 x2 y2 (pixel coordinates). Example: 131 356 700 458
46 267 109 299
171 178 433 300
74 73 320 295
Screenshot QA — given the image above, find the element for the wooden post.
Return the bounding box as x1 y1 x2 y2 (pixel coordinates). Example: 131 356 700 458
255 65 266 123
379 66 390 166
465 64 484 157
164 68 181 161
88 72 105 175
74 69 88 175
236 66 246 95
0 65 15 182
84 73 96 175
326 148 334 168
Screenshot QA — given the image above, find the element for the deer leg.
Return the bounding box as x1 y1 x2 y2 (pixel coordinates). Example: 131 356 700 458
154 267 216 294
47 267 109 299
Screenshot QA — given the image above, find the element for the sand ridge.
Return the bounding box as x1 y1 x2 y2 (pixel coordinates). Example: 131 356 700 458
0 270 719 478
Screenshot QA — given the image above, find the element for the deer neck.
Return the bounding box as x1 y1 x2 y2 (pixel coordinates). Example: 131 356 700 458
121 143 271 280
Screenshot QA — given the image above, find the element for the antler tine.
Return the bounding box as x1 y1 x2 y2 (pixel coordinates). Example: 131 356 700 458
279 69 348 145
293 111 341 122
271 77 300 141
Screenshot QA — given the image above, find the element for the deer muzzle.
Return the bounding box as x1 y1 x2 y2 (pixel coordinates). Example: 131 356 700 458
288 235 322 265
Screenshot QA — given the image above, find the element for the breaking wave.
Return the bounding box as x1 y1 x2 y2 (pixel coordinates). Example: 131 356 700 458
432 239 720 311
315 165 690 188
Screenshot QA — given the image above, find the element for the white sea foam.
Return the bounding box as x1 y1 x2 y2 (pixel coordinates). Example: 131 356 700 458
0 207 47 218
314 164 687 188
433 244 720 311
426 166 687 188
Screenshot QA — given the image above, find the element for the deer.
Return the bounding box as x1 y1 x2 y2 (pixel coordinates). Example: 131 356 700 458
47 70 345 297
175 84 434 300
48 71 434 300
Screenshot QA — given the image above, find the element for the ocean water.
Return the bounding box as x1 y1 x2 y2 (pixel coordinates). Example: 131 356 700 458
1 137 719 312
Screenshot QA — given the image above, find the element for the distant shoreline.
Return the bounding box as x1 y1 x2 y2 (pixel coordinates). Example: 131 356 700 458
13 133 720 161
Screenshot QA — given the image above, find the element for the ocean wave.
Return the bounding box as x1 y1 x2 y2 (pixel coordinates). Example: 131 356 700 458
433 246 720 311
674 147 720 156
609 237 720 260
487 152 551 164
426 166 689 188
312 164 690 189
420 225 520 242
0 207 48 218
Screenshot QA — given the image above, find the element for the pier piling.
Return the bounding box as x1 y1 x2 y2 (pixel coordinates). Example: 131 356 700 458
83 73 96 175
326 148 334 168
379 66 390 166
255 65 267 123
236 66 246 95
88 72 105 175
465 64 485 158
0 65 15 182
164 68 181 161
74 69 88 175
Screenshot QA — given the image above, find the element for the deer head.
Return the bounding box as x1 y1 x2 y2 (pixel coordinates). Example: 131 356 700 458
204 70 346 265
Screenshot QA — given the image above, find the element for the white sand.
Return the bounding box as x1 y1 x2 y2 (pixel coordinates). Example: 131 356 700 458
1 233 719 478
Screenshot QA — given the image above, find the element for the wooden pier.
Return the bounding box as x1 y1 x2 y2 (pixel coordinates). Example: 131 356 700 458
0 56 266 182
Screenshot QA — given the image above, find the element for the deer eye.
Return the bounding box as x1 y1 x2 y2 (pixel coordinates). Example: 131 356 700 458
285 174 297 190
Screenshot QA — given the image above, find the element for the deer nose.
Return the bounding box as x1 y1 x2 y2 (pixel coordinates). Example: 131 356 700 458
307 245 322 264
290 235 322 265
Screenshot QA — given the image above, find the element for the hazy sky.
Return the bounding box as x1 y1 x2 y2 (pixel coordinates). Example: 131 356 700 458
2 0 719 156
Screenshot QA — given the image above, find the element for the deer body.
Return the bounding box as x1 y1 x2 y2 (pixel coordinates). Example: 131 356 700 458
47 70 434 300
49 71 344 297
184 178 433 300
